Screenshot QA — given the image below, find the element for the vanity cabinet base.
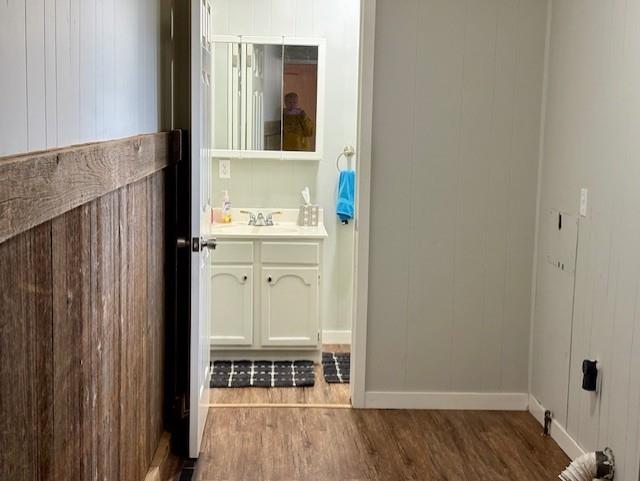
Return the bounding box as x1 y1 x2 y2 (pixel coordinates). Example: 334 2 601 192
211 348 322 363
210 239 323 352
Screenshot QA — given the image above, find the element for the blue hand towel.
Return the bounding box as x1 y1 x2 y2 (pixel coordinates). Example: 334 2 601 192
336 170 356 223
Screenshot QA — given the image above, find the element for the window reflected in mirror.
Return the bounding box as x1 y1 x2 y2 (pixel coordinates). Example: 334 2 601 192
282 45 318 152
213 42 241 150
246 44 283 151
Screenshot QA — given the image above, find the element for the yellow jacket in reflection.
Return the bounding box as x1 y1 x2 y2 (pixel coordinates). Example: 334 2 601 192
283 110 314 151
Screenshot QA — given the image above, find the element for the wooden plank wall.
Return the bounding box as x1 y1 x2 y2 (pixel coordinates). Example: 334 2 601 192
0 137 169 481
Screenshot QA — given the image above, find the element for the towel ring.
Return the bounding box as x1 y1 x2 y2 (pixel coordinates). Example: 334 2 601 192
336 146 356 172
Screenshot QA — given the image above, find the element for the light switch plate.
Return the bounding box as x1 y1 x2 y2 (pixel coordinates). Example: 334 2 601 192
580 188 588 217
219 159 231 179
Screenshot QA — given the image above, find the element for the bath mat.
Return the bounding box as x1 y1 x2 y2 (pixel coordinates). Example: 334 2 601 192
210 360 315 388
321 352 350 384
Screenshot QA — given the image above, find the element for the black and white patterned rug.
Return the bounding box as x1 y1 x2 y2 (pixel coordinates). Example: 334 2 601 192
210 360 315 388
321 352 350 384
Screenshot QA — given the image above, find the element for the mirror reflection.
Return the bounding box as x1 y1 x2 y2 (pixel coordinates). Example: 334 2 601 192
282 45 318 152
213 42 241 150
212 40 320 155
247 44 283 151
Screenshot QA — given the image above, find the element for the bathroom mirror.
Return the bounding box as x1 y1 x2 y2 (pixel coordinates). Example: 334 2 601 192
282 45 319 153
211 36 325 160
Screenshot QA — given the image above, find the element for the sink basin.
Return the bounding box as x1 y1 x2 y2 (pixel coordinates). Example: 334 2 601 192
208 209 328 239
208 221 327 239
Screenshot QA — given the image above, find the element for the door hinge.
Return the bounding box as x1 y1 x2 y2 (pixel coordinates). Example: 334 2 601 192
171 129 184 163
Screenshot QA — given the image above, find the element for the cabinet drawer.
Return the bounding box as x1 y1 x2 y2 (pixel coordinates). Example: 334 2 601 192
261 242 320 265
211 241 254 264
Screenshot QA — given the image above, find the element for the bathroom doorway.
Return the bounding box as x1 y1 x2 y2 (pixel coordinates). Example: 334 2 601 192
192 0 364 418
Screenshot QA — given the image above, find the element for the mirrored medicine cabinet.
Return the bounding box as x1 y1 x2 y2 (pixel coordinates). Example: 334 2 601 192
212 36 326 161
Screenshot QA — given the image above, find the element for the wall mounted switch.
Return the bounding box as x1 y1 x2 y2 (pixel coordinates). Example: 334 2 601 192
219 159 231 179
580 188 588 217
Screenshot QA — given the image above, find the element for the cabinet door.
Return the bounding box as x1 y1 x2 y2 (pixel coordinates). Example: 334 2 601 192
261 267 319 347
211 266 253 346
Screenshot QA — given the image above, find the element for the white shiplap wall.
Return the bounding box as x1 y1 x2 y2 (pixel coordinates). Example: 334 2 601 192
531 1 640 479
0 0 162 157
366 0 548 397
210 0 360 334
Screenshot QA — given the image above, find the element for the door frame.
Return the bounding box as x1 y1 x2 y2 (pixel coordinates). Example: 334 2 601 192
189 0 213 458
189 0 377 413
349 0 376 409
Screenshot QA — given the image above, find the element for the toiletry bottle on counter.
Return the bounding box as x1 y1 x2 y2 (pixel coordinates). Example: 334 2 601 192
222 190 232 223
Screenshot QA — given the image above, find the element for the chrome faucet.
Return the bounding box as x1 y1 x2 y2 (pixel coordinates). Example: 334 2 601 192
240 210 282 226
265 211 282 226
240 210 258 225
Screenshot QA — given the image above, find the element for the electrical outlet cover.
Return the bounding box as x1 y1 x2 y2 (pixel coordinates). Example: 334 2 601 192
580 188 588 217
219 159 231 179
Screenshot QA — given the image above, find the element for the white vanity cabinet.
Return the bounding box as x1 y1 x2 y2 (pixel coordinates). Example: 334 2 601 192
210 265 253 345
261 267 320 346
210 237 323 352
209 241 255 346
260 240 321 346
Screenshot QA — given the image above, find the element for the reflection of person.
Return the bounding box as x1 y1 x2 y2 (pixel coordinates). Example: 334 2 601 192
282 92 314 151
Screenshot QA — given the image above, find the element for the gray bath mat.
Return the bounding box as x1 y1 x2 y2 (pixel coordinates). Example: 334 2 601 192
210 360 315 388
321 352 350 384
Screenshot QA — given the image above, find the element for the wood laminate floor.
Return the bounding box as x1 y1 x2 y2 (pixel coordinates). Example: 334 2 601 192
196 408 569 481
208 345 351 406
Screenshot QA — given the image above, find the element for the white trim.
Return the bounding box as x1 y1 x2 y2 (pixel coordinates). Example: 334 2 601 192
528 0 554 399
211 149 322 161
212 35 324 47
364 391 529 411
528 394 585 460
213 34 242 43
322 330 352 345
189 0 208 459
350 0 376 409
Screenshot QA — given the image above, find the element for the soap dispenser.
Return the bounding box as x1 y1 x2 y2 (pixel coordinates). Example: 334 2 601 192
222 190 232 223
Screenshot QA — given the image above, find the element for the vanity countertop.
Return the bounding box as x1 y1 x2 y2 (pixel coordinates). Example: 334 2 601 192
206 208 328 240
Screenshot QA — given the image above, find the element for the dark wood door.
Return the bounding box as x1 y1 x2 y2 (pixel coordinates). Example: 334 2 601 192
164 130 192 457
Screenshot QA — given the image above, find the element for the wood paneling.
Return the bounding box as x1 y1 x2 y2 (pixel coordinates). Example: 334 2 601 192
91 190 122 481
0 169 167 481
0 0 164 157
366 0 547 394
531 1 640 478
0 132 176 245
0 223 53 481
51 204 92 481
197 408 570 481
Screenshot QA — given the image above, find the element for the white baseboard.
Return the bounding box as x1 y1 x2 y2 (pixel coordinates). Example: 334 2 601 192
322 330 352 345
528 394 584 460
364 391 529 411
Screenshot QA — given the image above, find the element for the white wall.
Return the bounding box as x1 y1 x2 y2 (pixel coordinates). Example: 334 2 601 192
365 0 548 402
530 1 640 479
211 0 360 335
0 0 163 157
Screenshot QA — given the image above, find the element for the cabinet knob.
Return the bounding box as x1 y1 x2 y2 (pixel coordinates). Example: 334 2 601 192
267 276 272 283
242 275 248 282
